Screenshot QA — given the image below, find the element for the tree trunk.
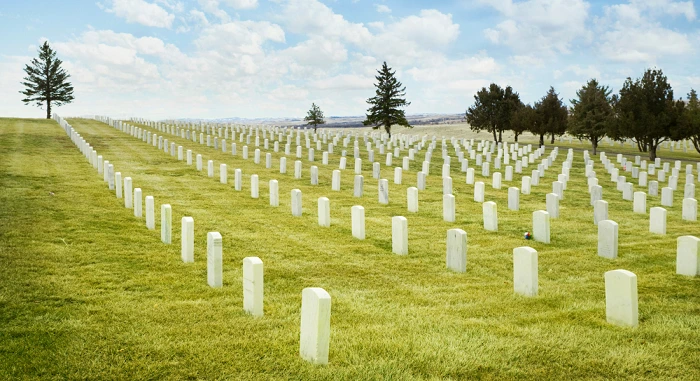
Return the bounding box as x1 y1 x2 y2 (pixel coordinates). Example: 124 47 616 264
692 137 700 154
492 128 497 142
386 125 391 139
649 144 657 161
46 100 51 119
539 134 544 146
514 133 520 143
592 139 598 155
498 129 502 143
550 133 555 144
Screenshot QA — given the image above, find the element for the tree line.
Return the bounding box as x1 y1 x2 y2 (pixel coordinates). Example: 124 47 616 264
19 43 700 161
465 69 700 160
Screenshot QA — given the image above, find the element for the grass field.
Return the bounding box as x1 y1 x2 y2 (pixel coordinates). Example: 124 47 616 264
1 117 698 380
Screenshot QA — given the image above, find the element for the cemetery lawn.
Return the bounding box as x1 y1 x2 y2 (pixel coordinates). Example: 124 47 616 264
1 117 699 380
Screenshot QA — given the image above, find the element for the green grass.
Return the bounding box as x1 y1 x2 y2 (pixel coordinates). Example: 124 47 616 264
1 117 698 380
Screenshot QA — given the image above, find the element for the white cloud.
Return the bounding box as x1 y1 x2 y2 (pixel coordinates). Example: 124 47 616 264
221 0 258 9
375 4 391 13
596 0 696 62
481 0 590 55
104 0 175 28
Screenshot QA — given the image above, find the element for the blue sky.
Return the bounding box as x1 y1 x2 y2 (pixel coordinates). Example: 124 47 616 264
1 0 698 119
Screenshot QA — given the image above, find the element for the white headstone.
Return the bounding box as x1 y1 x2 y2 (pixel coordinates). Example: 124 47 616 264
207 232 223 288
351 205 365 239
446 229 467 273
318 197 330 227
533 210 550 243
604 269 638 327
181 217 194 263
134 188 142 217
332 170 341 191
392 216 408 255
394 167 402 185
443 194 456 222
466 168 475 184
513 246 538 297
407 187 418 213
379 179 389 204
649 207 667 234
598 220 618 259
483 201 498 231
295 160 302 179
145 196 155 230
123 177 132 208
269 180 279 207
661 187 673 206
633 192 646 214
291 189 302 216
546 193 559 218
299 287 331 365
521 176 531 195
676 236 699 276
161 204 172 244
508 187 520 210
474 181 485 202
251 175 259 198
682 198 697 221
243 257 264 317
353 175 364 197
207 160 214 177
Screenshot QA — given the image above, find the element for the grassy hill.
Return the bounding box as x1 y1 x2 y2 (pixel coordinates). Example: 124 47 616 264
1 117 698 380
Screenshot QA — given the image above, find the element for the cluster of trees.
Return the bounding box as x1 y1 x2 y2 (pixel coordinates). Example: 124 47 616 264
21 43 700 161
466 68 700 160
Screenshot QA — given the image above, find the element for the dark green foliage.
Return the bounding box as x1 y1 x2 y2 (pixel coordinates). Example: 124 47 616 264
532 87 568 146
304 103 325 132
465 83 520 142
363 62 411 138
568 79 613 155
510 103 536 143
680 89 700 154
611 68 684 160
20 41 75 119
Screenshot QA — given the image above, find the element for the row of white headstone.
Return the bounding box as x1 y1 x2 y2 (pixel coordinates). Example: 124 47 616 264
60 115 334 365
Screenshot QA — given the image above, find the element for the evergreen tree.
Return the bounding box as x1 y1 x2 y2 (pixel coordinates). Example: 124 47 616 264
568 79 613 155
612 68 684 160
465 83 520 142
20 41 74 119
304 102 325 132
531 87 568 146
363 62 411 138
509 102 537 143
680 89 700 154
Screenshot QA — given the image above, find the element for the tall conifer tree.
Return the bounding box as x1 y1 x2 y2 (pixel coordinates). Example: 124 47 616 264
363 62 411 138
20 41 75 119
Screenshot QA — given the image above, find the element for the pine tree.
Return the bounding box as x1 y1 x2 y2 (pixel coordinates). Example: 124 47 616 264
363 62 411 138
20 41 75 119
568 79 613 155
465 83 521 142
304 102 325 132
681 89 700 154
612 68 684 160
531 87 568 146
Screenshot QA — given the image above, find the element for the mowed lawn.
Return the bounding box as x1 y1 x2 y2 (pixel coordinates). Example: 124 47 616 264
1 117 698 380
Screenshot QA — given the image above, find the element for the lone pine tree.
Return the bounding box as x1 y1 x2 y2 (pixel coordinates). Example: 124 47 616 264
20 41 74 119
363 62 411 138
304 103 326 132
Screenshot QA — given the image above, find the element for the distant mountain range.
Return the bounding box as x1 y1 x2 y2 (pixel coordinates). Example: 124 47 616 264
172 113 465 127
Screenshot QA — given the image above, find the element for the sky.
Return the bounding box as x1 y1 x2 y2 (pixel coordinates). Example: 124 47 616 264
0 0 698 120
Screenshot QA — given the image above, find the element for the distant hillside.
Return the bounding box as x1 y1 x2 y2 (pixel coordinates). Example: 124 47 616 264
172 113 465 127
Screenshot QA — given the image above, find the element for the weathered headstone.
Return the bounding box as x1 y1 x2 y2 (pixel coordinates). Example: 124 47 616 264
474 181 485 202
521 176 531 195
443 194 456 222
546 193 559 218
379 179 389 204
353 175 364 197
508 187 519 211
682 198 697 221
292 189 303 216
